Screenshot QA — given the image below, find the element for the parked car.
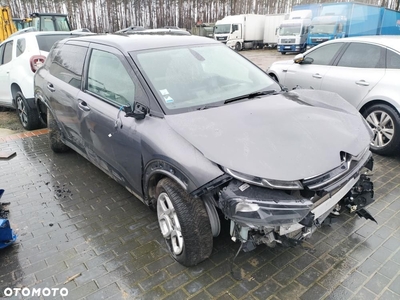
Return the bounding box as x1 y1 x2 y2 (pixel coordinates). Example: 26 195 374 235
35 34 375 266
268 36 400 156
0 31 90 130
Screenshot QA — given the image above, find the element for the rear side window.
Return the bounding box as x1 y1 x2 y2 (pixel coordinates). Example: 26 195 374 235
337 43 385 68
49 44 87 89
3 41 13 64
16 38 26 57
36 34 74 52
386 50 400 69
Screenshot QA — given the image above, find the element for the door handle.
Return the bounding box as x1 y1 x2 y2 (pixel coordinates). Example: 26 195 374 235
312 73 322 79
47 83 55 92
78 100 91 112
355 80 369 86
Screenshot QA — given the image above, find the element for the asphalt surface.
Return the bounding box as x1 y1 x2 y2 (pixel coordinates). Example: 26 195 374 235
0 49 399 300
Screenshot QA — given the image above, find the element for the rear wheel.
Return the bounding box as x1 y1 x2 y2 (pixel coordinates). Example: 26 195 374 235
16 91 41 130
281 52 286 55
362 104 400 156
48 110 69 153
156 178 213 266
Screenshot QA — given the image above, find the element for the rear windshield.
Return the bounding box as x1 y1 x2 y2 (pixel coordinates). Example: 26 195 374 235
36 34 79 52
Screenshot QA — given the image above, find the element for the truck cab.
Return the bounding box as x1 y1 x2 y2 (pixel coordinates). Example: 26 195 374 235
214 15 265 51
277 10 312 54
214 16 243 50
307 15 346 49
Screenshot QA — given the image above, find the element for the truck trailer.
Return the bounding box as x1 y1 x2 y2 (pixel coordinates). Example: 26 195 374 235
263 14 286 47
214 14 265 51
307 2 400 48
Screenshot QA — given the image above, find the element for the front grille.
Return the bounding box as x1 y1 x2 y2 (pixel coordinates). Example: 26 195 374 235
303 147 371 192
310 38 329 43
280 38 295 44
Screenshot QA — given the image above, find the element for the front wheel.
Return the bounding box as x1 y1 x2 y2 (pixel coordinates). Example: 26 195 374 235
16 91 41 130
362 104 400 156
156 178 213 266
235 42 242 51
281 52 286 55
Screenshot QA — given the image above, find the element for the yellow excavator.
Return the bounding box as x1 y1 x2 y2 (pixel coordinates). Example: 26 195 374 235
0 6 17 42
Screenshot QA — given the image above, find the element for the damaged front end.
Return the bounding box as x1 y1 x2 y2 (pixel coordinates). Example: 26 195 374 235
215 149 375 251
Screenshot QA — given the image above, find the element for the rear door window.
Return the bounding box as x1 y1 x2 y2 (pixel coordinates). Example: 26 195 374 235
49 44 88 89
0 44 4 65
337 43 385 68
16 38 26 57
3 41 13 64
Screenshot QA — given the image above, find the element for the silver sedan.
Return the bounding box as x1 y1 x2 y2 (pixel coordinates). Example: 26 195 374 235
268 35 400 155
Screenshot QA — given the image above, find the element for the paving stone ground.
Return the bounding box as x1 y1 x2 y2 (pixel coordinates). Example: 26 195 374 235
0 50 399 299
1 128 399 300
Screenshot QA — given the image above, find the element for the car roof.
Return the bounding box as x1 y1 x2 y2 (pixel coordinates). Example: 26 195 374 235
66 34 220 51
328 35 400 52
124 28 190 36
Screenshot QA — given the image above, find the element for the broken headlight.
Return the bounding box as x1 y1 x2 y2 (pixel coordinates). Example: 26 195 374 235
224 168 303 190
220 180 312 227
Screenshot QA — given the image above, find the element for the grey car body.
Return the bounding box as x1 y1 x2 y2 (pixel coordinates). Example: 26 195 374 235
34 34 375 266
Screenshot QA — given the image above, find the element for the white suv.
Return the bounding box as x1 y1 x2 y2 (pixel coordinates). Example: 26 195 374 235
0 31 87 130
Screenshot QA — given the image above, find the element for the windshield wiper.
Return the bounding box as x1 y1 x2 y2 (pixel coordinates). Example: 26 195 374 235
196 104 221 110
224 90 278 104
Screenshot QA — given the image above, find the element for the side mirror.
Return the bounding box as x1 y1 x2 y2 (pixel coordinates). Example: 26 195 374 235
123 103 148 120
294 54 304 64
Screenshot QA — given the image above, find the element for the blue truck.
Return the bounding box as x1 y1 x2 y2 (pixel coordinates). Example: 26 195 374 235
277 3 322 54
307 2 400 49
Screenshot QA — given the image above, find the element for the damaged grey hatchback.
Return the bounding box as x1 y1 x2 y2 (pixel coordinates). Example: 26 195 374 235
34 34 375 266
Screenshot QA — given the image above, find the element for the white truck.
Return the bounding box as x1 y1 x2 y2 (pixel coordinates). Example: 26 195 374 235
214 14 265 51
277 10 312 54
263 14 287 47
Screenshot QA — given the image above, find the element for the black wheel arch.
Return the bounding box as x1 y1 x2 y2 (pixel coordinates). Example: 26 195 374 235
359 99 400 118
34 92 49 125
143 159 196 209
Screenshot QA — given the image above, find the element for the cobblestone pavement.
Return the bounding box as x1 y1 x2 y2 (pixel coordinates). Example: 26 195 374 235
0 50 400 300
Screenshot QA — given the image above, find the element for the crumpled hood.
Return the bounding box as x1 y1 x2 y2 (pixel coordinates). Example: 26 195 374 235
165 89 371 181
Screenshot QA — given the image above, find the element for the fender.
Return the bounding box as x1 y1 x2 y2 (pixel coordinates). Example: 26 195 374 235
143 159 196 208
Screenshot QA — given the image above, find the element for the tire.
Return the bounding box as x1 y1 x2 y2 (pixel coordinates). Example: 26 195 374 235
48 110 69 153
156 177 213 266
362 104 400 156
15 91 41 130
235 42 242 51
281 52 286 55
